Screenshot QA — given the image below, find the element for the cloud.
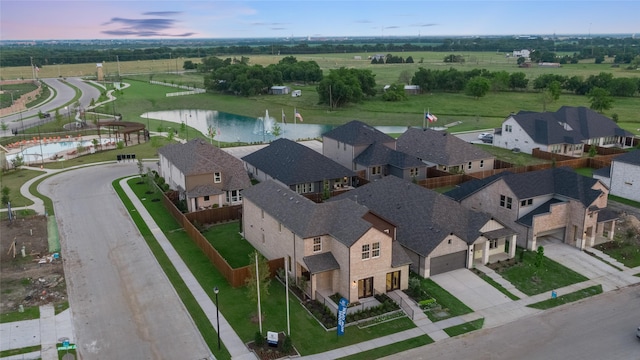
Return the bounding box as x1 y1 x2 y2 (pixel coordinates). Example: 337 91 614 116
355 20 372 24
101 12 195 37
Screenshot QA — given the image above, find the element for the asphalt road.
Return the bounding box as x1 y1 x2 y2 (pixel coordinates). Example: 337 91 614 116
384 284 640 360
40 163 211 360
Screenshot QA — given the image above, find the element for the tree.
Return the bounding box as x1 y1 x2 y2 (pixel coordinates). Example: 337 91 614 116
509 72 529 90
317 68 376 108
517 56 526 66
0 121 8 131
271 122 282 138
587 87 614 112
381 83 408 102
1 186 10 206
398 70 413 84
10 155 24 170
183 60 196 70
535 246 545 268
55 109 63 128
608 77 638 97
245 251 271 305
464 76 491 99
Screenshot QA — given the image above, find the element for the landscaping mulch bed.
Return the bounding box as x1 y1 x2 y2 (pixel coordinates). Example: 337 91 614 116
247 332 299 360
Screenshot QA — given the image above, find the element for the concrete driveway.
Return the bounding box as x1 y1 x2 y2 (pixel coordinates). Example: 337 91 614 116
430 269 513 311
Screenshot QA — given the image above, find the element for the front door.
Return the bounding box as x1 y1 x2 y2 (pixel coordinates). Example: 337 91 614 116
386 271 401 291
358 277 373 298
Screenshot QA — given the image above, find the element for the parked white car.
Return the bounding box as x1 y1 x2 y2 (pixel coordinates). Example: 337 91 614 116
478 132 492 139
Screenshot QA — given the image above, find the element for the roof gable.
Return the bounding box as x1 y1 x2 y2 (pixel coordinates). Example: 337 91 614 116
613 149 640 167
397 128 494 165
242 138 355 184
354 142 424 168
322 120 395 146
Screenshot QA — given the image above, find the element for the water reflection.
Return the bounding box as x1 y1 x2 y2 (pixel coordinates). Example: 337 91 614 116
142 109 410 143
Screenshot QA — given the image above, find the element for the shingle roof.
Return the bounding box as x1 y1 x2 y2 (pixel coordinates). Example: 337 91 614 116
516 198 565 227
613 149 640 167
158 139 251 190
187 184 224 198
391 241 413 267
511 106 633 145
592 166 611 179
397 128 494 166
241 180 373 247
445 167 604 208
242 138 355 185
354 142 424 168
330 176 493 257
303 252 341 274
322 120 395 146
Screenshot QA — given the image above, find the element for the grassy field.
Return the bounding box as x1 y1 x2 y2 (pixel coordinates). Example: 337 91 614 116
0 169 45 208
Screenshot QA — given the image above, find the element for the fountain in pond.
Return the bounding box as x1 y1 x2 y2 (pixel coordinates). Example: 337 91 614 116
254 109 275 135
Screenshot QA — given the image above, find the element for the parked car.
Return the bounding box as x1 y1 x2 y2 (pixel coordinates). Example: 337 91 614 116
480 134 494 143
478 132 492 139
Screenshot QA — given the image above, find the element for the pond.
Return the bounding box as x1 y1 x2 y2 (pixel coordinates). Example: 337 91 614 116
142 109 410 143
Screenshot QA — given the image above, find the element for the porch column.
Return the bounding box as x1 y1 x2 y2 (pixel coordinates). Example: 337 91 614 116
589 231 596 248
509 234 516 258
482 240 490 265
190 197 196 212
608 220 616 240
530 234 537 251
467 245 474 269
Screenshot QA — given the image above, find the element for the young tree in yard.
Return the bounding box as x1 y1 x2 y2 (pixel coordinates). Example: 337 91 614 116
382 83 408 102
271 122 282 139
245 251 271 305
11 155 24 170
55 109 63 128
541 80 562 111
535 246 545 268
1 121 8 131
137 158 144 178
465 76 491 99
588 87 614 113
1 186 10 206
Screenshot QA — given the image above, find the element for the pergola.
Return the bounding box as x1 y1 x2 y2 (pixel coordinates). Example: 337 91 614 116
98 121 148 145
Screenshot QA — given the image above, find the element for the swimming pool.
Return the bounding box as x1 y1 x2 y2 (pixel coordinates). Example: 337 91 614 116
7 138 116 164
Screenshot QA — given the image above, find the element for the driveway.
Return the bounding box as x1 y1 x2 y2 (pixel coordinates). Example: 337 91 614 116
430 269 512 311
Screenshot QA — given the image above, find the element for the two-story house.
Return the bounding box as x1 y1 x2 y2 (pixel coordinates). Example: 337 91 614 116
593 149 640 203
493 106 635 155
397 128 496 174
158 139 252 212
242 138 357 194
445 167 618 251
322 120 428 181
331 176 517 278
241 180 411 303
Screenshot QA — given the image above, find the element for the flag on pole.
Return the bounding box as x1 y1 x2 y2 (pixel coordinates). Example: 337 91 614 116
427 112 438 122
295 109 303 122
281 108 286 124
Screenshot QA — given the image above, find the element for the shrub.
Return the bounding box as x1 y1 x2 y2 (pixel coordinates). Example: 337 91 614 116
282 335 292 353
254 331 264 346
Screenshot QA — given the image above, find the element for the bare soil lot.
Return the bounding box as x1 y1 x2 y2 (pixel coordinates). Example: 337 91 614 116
0 216 67 314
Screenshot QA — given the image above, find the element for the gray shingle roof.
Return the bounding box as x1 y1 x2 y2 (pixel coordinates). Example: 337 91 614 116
592 166 610 179
354 143 424 168
511 106 633 145
242 138 355 185
322 120 395 146
158 139 251 190
303 252 341 274
397 128 494 166
330 176 493 257
446 167 604 208
391 241 412 267
188 184 224 198
613 149 640 167
241 180 373 247
516 198 564 227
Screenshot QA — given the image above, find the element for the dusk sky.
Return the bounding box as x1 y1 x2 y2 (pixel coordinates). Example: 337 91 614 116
1 1 638 40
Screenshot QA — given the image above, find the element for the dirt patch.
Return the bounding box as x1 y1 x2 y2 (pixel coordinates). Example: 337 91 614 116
0 216 67 314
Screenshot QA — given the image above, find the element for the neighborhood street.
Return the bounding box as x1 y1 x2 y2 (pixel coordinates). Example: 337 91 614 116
385 284 640 360
39 163 211 360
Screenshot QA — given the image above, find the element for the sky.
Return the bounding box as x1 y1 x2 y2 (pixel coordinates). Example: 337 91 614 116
1 0 639 41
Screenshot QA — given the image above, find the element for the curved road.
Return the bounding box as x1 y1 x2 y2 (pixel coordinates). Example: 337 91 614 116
40 163 211 360
1 77 101 134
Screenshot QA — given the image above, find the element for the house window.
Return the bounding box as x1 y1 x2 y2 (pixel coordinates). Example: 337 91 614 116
296 183 313 194
214 172 222 183
489 239 498 249
505 124 513 133
204 195 210 201
361 244 370 260
410 167 419 177
313 237 322 252
500 195 512 209
468 162 472 170
226 190 242 203
480 160 484 168
371 242 380 258
520 199 533 207
371 166 382 175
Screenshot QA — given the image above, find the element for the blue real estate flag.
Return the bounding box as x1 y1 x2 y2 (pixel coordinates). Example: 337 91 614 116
337 297 348 336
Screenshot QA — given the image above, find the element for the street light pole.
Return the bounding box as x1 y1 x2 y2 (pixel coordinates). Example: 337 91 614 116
214 286 220 350
185 113 189 141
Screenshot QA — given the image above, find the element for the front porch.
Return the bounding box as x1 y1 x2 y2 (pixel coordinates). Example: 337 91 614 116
472 230 517 265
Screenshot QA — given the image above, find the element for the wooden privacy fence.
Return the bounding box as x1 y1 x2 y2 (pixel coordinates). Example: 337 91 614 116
161 191 283 287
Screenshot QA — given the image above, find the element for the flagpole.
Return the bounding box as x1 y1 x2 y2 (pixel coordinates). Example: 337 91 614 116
294 108 297 126
423 109 426 129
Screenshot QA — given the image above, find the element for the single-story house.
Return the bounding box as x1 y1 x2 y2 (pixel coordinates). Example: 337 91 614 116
241 180 411 303
270 86 290 95
397 128 495 174
445 167 617 251
158 139 251 212
331 176 517 278
242 138 357 194
513 49 531 58
493 106 635 155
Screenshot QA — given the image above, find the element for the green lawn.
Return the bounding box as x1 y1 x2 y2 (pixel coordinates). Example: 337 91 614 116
594 242 640 268
121 178 417 357
496 248 589 296
0 345 41 358
474 271 520 300
443 318 485 337
203 222 255 268
527 285 602 310
0 169 44 209
0 305 39 323
336 334 434 360
413 276 473 321
476 144 550 166
574 167 595 177
608 195 640 209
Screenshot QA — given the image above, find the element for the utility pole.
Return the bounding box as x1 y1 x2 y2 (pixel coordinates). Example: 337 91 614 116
30 56 36 80
116 55 121 80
